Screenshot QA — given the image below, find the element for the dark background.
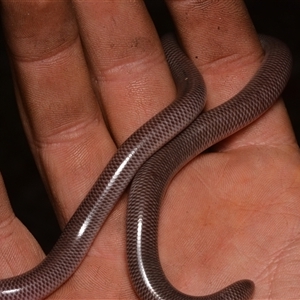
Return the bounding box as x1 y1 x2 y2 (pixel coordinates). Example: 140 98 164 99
0 0 299 254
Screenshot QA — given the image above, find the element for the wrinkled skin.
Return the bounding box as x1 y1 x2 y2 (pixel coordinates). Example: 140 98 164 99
0 1 299 299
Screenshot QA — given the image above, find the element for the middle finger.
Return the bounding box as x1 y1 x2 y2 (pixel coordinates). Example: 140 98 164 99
73 0 177 144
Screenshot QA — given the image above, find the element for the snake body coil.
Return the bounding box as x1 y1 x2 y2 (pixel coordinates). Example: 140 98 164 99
127 35 292 300
0 35 292 300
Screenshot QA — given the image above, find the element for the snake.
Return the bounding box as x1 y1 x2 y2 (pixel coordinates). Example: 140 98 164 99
0 34 292 300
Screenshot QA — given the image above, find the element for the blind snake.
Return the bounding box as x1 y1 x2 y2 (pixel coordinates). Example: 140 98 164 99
0 34 292 299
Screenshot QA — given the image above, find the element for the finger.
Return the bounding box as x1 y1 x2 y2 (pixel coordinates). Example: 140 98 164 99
0 174 44 276
72 0 176 144
165 0 296 149
0 0 115 223
166 0 261 106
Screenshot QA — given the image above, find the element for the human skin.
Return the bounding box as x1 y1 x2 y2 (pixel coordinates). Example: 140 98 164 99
0 0 299 299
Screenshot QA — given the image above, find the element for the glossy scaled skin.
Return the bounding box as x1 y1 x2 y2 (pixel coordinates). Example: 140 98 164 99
0 34 292 299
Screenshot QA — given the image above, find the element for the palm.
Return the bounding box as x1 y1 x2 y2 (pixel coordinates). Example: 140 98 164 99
158 141 300 299
49 131 300 299
0 1 299 300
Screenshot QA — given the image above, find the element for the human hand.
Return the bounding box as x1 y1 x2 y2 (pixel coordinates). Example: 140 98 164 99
0 1 299 299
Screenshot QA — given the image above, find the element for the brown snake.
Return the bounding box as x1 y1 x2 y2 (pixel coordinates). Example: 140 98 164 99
0 34 292 299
